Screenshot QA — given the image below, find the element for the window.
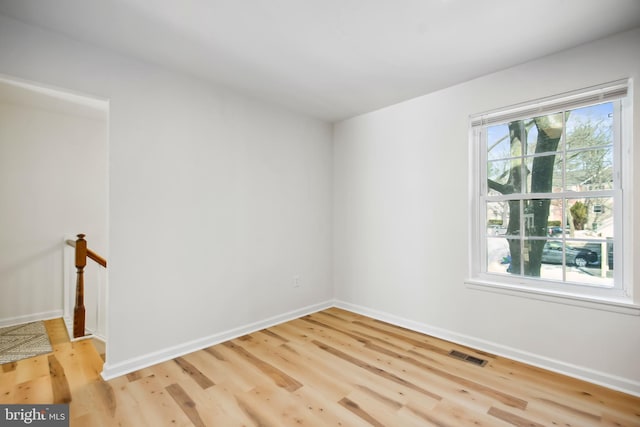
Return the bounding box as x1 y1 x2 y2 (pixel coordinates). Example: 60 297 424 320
468 80 633 305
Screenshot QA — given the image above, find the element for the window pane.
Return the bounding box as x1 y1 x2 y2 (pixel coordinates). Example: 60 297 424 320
566 103 613 150
563 240 599 267
500 237 522 275
533 239 611 285
487 124 514 161
525 155 563 193
566 197 614 238
488 159 521 194
526 121 538 155
519 198 565 238
486 237 511 274
545 199 565 237
564 239 613 287
565 148 613 191
528 113 564 154
486 202 508 236
538 239 565 282
523 199 553 237
486 200 520 237
517 239 547 278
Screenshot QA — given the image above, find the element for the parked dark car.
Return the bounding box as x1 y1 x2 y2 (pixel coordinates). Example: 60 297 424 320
541 241 598 267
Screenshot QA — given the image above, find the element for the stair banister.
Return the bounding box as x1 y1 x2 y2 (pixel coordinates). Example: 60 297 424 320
65 234 107 338
74 234 87 338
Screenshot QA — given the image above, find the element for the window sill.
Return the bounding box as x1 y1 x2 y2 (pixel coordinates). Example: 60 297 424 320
465 279 640 316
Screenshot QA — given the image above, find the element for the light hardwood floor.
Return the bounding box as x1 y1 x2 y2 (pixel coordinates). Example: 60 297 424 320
1 308 639 426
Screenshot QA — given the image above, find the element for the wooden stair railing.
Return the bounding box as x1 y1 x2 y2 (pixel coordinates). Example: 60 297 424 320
66 234 107 338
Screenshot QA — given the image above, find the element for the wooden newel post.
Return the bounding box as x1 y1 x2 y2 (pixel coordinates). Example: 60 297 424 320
73 234 87 338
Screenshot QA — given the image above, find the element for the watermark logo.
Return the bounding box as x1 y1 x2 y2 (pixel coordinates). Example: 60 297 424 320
1 405 68 426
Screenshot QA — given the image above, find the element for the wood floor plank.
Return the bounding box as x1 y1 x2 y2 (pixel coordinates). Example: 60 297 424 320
288 383 377 426
0 368 17 404
167 359 251 427
233 388 283 427
344 388 436 427
126 371 143 382
106 380 149 427
14 353 50 384
47 354 71 403
2 362 17 373
533 396 601 421
488 406 546 427
69 379 117 424
259 328 290 343
52 342 92 393
601 411 640 427
165 383 207 427
181 351 227 387
201 345 274 393
241 334 354 401
43 318 70 346
122 375 192 426
72 411 110 427
92 379 117 417
312 338 443 402
339 396 386 427
201 380 265 426
203 346 226 361
222 340 303 392
12 375 52 404
174 356 215 389
423 400 511 427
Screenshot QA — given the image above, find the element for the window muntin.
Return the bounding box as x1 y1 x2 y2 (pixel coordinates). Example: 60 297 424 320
473 83 628 297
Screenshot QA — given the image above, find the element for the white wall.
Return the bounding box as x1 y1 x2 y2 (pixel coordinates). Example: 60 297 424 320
334 28 640 394
0 14 333 373
0 97 107 326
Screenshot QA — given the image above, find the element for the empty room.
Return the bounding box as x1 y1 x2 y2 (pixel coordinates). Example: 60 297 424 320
0 1 639 426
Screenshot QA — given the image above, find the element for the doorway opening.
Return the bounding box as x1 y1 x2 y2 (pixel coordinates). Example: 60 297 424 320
0 75 109 363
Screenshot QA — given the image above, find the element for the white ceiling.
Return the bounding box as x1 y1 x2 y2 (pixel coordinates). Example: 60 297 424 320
1 0 639 122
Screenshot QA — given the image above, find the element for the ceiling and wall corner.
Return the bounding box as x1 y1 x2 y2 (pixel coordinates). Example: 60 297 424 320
0 0 639 122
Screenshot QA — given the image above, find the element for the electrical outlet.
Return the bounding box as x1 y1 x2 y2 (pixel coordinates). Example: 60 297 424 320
293 276 300 288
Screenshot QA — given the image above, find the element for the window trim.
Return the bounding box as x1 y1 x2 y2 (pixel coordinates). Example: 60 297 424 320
465 278 640 316
467 79 637 313
469 80 628 127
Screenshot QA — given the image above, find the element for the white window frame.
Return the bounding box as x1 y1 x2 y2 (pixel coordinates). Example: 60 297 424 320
466 79 639 315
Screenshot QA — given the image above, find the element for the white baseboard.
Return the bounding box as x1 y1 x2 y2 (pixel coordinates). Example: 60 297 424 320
63 316 73 339
0 310 63 328
101 300 333 381
333 300 640 398
90 332 107 342
63 316 106 342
